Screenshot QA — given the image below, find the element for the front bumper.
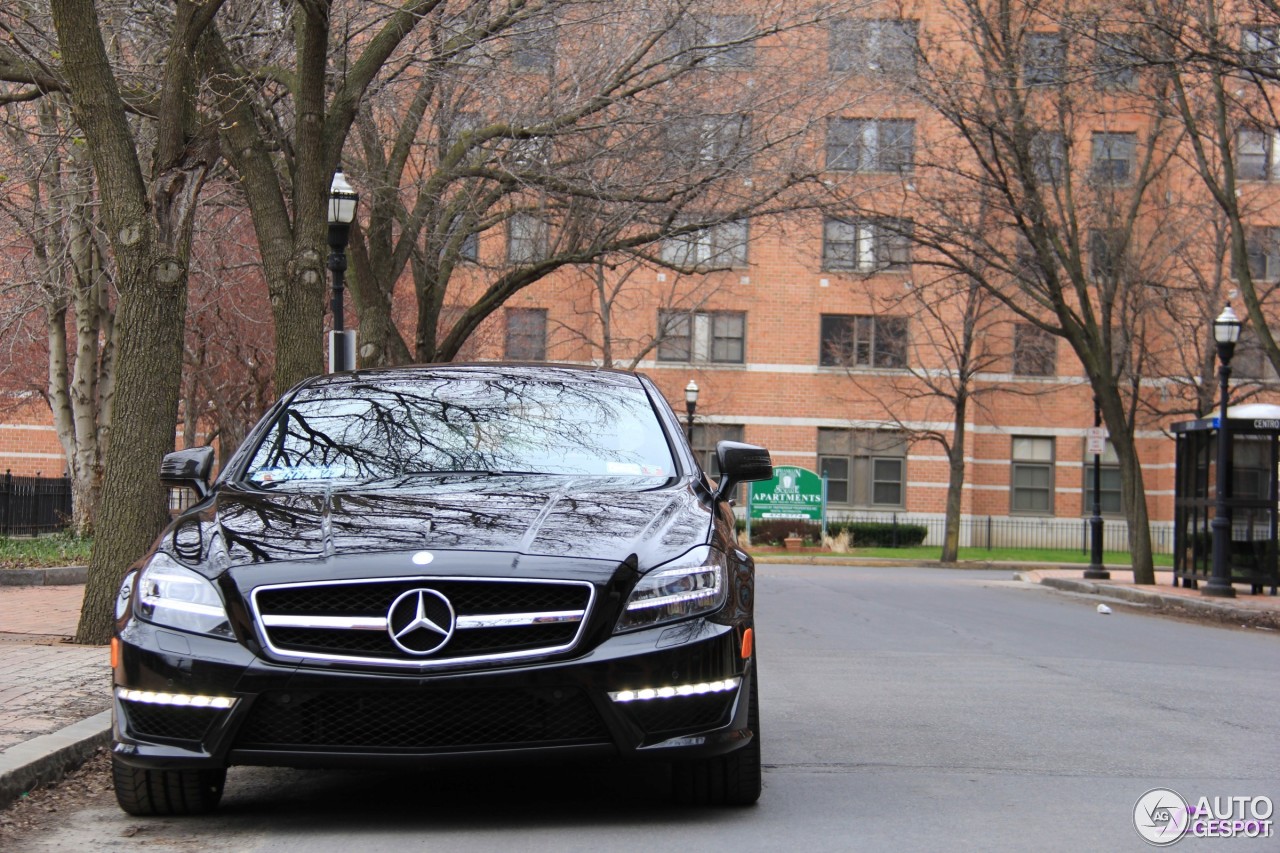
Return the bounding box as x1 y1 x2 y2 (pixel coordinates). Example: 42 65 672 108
112 615 754 771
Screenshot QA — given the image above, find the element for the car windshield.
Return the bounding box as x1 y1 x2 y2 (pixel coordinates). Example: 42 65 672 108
242 372 676 485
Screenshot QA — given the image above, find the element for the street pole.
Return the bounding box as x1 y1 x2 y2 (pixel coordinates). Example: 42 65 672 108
1204 305 1241 598
327 168 358 373
1084 396 1110 579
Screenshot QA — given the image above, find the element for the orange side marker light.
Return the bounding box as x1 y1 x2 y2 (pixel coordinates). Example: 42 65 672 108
110 637 119 669
741 628 753 660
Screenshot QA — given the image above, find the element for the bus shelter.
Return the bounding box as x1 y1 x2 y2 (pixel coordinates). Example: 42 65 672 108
1172 404 1280 595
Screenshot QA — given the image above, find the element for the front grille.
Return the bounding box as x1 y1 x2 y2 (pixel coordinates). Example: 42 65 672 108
122 701 223 742
252 577 594 668
623 693 736 736
233 688 610 752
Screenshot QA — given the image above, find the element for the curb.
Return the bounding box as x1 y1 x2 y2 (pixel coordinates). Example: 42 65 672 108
0 710 111 810
0 566 87 587
1025 574 1280 631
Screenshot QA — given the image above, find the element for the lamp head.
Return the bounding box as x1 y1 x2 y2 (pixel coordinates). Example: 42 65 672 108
684 380 699 409
329 168 358 225
1213 304 1242 345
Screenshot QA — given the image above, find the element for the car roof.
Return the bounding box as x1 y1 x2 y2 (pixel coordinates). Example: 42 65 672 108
296 363 649 392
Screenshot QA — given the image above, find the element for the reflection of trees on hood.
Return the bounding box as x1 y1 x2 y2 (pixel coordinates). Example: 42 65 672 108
244 369 670 482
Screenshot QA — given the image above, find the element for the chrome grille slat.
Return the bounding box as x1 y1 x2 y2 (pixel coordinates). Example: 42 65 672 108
251 576 595 668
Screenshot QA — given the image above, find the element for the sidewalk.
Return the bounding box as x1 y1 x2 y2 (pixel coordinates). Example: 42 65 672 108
0 580 111 809
0 562 1277 810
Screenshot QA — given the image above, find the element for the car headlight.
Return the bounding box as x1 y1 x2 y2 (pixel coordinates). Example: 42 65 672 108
616 546 728 633
134 553 233 639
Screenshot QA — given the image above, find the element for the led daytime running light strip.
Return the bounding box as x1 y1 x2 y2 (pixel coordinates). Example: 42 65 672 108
116 687 236 710
609 677 741 703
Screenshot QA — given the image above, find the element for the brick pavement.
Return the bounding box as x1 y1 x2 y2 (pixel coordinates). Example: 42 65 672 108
0 585 110 753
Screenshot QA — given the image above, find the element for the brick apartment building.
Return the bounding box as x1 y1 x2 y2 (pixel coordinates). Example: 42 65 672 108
4 1 1278 552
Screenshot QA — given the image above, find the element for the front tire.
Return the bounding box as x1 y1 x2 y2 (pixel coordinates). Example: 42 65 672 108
671 669 761 806
112 755 226 816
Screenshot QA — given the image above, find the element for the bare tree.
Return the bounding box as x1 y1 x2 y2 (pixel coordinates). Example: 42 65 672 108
341 1 871 368
897 0 1203 584
0 94 115 534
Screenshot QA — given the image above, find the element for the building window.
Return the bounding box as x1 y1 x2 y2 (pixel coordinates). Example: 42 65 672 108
1243 27 1280 73
1023 32 1067 85
1030 131 1066 183
818 428 907 508
1237 128 1280 181
459 231 479 263
657 310 746 363
829 18 918 77
1013 323 1056 376
1088 228 1125 281
1081 440 1123 515
1244 227 1280 281
1011 436 1055 515
1094 34 1138 88
819 314 908 368
676 14 756 68
509 17 556 72
671 114 752 170
661 220 749 270
826 118 915 173
507 214 549 265
822 217 912 272
504 308 547 360
1091 132 1137 184
691 423 745 481
1233 332 1279 382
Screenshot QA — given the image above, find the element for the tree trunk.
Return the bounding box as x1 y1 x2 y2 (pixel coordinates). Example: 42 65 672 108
941 396 969 564
51 0 216 643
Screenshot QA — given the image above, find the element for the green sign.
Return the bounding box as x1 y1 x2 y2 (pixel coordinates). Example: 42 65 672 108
749 466 824 521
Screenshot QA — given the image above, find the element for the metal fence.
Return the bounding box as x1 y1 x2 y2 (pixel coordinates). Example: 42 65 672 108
822 512 1175 555
0 472 73 536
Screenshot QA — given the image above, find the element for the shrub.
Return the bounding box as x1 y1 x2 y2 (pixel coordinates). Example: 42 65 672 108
741 519 927 548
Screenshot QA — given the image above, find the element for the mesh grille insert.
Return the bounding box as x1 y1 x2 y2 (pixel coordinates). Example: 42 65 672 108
234 688 610 751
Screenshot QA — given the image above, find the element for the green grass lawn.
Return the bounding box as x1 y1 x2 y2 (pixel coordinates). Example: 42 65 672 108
756 544 1174 567
0 533 92 569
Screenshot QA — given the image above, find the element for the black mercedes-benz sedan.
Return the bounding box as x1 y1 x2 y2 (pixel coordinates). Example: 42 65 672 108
110 364 772 814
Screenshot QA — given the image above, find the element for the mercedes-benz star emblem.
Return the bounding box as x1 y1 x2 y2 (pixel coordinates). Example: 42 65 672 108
386 588 455 655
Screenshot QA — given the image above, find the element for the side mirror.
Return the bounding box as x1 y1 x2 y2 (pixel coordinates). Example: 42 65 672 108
161 447 215 499
714 440 772 502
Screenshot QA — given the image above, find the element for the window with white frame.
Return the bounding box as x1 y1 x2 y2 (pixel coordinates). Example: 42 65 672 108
661 220 749 270
819 314 908 368
1080 439 1122 515
670 114 752 170
829 18 918 77
818 428 907 507
1243 26 1280 72
657 310 745 363
822 217 912 272
507 214 549 265
826 118 915 173
1011 436 1055 514
1237 128 1280 181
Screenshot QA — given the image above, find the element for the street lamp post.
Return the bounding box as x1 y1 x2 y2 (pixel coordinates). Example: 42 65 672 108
328 168 359 372
684 380 699 444
1204 304 1243 598
1084 395 1110 580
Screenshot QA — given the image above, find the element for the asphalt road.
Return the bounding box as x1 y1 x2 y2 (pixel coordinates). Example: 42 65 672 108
8 565 1280 852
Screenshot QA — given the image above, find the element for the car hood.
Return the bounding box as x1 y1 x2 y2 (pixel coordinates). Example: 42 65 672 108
174 474 712 572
